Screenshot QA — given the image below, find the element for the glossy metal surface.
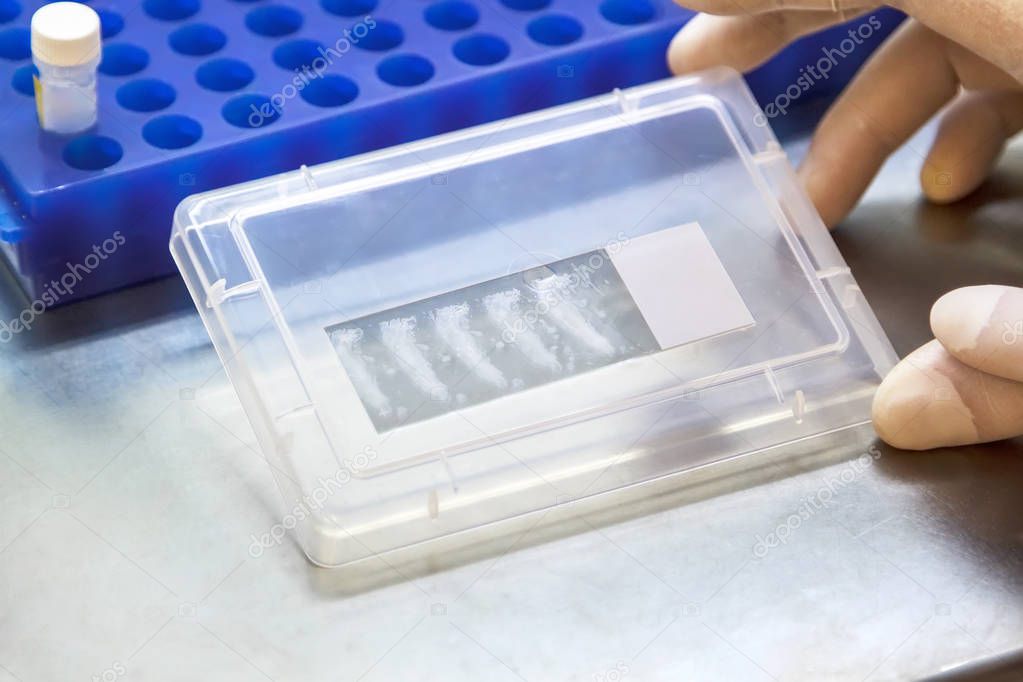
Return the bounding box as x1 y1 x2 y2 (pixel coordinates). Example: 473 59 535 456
1 120 1021 682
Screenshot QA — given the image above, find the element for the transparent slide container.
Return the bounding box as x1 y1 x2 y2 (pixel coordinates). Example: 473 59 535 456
171 68 897 567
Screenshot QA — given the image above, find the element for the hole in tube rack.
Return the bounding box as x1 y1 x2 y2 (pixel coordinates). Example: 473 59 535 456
196 58 254 91
223 93 281 128
116 78 176 112
143 114 202 149
0 0 20 23
0 26 29 60
321 0 377 17
169 23 227 56
143 0 200 21
599 0 656 25
273 38 325 70
424 1 478 31
527 14 583 46
63 135 123 170
300 74 358 107
10 63 33 95
246 5 303 37
453 33 509 66
377 53 434 87
353 19 403 51
96 9 124 39
500 0 550 11
99 43 149 76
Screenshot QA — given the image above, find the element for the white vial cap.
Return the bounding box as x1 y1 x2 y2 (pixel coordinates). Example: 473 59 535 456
31 2 101 67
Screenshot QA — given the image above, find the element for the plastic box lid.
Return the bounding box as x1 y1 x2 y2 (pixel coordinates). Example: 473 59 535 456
171 67 897 568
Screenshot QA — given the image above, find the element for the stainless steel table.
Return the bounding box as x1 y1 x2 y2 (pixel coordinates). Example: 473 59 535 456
1 119 1021 682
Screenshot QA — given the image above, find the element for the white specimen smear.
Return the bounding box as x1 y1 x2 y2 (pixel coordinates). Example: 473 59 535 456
483 289 561 373
561 344 576 374
432 303 507 389
380 317 449 401
331 328 392 418
531 274 615 357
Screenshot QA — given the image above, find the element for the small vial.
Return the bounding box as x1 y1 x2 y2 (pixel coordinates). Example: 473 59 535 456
31 2 101 134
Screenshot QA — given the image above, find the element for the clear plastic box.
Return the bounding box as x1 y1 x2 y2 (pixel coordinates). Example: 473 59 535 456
171 68 897 568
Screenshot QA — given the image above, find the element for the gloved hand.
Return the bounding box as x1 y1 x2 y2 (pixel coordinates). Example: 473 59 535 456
668 0 1023 449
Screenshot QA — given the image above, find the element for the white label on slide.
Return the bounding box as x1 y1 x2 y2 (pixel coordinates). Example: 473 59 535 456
608 222 754 350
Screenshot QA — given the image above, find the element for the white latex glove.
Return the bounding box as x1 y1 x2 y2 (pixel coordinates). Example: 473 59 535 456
668 1 1023 449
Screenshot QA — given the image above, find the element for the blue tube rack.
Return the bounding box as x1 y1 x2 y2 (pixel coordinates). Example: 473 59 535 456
0 0 902 306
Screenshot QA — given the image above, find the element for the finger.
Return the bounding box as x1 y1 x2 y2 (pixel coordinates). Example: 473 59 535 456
667 9 873 75
920 91 1023 203
673 0 877 16
675 0 1023 81
798 20 1010 228
931 286 1023 383
897 0 1023 83
872 339 1023 450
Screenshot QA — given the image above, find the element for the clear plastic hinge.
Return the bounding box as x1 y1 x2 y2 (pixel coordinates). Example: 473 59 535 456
206 278 262 308
613 88 637 114
300 165 319 191
753 143 786 164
